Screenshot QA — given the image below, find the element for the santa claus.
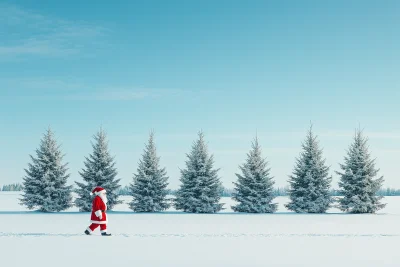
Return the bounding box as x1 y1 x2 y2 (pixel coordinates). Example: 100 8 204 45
84 186 111 236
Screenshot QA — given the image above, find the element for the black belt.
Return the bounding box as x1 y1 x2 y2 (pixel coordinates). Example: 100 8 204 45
101 210 106 212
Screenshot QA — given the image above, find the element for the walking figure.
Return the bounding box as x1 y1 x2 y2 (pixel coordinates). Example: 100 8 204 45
84 186 111 236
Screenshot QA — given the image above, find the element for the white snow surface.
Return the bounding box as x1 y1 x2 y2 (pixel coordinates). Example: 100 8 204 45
0 192 398 266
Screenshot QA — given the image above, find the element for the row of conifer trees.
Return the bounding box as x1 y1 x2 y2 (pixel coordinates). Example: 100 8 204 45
20 126 385 214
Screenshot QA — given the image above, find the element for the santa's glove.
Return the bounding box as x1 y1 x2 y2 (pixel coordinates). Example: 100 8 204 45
98 215 102 220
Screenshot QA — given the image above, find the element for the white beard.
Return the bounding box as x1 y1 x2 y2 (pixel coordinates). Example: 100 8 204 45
99 193 108 205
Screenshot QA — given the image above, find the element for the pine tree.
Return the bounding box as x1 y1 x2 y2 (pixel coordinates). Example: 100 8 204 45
174 132 223 213
285 126 332 213
75 129 122 211
20 128 73 212
129 132 170 212
232 137 277 213
337 130 385 213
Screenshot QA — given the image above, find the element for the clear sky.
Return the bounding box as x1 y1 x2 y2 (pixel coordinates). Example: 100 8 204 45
1 0 399 189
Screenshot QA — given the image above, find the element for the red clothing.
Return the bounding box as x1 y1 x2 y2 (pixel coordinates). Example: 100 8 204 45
90 195 107 224
89 223 107 233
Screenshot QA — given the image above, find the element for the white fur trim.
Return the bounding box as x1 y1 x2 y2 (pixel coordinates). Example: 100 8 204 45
100 229 107 233
86 227 93 233
94 210 102 217
90 220 107 224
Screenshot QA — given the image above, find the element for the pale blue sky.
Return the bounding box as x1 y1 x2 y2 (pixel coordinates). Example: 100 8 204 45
0 0 399 189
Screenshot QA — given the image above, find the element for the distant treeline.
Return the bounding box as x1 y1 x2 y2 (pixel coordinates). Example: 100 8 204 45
116 186 400 197
377 188 400 196
1 183 23 191
330 188 400 197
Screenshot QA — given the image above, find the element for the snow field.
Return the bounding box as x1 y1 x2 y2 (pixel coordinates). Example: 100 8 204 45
0 193 399 266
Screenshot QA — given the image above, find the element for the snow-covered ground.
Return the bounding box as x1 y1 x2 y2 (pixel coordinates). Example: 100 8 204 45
0 192 398 266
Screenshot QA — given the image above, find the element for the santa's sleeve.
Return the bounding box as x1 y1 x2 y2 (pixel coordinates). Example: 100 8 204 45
93 197 102 218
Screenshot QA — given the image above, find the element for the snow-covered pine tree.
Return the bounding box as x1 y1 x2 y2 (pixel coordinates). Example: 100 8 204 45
232 137 277 213
129 132 170 212
74 129 122 211
20 128 73 212
337 130 385 213
285 126 333 213
174 132 223 213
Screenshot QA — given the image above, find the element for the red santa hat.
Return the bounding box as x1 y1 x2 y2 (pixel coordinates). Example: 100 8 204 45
90 186 106 196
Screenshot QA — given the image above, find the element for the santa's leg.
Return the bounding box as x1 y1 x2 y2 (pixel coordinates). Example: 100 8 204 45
100 224 111 236
84 224 99 235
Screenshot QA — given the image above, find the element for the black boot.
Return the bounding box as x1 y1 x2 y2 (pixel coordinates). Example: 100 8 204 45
84 229 91 235
101 232 112 236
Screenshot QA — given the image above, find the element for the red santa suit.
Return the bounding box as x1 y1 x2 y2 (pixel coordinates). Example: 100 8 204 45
86 186 109 235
